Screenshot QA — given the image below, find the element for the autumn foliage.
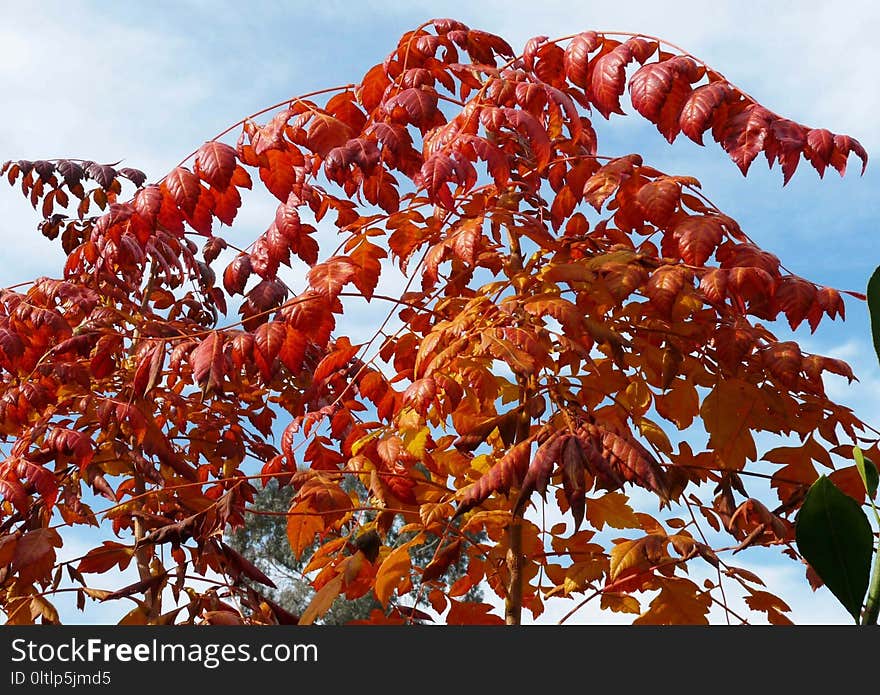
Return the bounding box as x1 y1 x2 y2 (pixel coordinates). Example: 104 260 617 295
0 19 873 625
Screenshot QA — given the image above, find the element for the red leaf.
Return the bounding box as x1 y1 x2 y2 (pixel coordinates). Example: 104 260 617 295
522 35 549 71
805 128 834 177
726 267 776 305
253 322 286 380
775 276 817 330
830 134 868 177
259 149 301 202
563 32 600 86
636 179 680 227
279 325 307 373
721 104 773 175
195 142 237 189
349 240 387 301
646 265 691 317
513 432 569 517
246 278 288 314
189 332 227 396
285 290 336 347
585 424 669 501
561 436 588 531
417 153 456 208
762 341 802 389
385 88 441 131
203 236 227 264
765 119 806 184
77 542 134 574
307 256 358 298
313 337 360 384
679 82 734 144
132 343 164 397
15 458 60 510
422 540 463 583
590 42 635 118
46 428 94 467
446 599 504 625
402 378 436 414
699 268 728 303
164 167 201 216
307 113 353 158
503 108 551 170
212 183 242 225
0 478 28 515
455 440 532 516
357 63 391 112
629 57 701 142
12 528 62 585
133 185 163 224
223 254 253 295
673 215 724 266
275 203 301 243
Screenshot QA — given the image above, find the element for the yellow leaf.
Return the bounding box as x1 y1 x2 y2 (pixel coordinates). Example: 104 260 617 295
470 454 492 475
609 534 669 582
638 417 672 454
300 575 343 626
374 545 412 607
397 407 423 431
624 380 652 414
351 429 381 456
600 592 641 614
633 577 710 625
586 492 640 531
461 510 511 534
405 427 430 459
564 559 605 593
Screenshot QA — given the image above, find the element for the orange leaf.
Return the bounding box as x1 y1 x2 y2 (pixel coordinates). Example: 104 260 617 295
446 599 504 625
286 500 325 557
422 540 462 584
375 544 412 606
349 240 386 301
77 542 134 574
300 574 343 625
13 528 62 585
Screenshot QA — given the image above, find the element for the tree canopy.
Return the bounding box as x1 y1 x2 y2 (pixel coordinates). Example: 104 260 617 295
0 18 872 625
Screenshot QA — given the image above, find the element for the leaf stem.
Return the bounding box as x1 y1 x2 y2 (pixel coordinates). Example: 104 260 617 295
862 539 880 625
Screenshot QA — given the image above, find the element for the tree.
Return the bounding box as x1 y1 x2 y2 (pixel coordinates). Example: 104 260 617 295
226 478 483 624
0 18 872 626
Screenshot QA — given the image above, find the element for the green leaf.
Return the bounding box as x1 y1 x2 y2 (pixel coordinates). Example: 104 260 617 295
868 265 880 367
853 446 879 499
795 475 873 622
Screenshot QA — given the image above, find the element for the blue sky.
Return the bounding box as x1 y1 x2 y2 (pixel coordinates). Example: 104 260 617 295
1 0 878 624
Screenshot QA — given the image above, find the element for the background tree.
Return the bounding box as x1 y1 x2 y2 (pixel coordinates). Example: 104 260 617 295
226 479 483 624
0 19 872 625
